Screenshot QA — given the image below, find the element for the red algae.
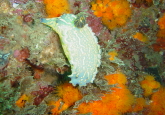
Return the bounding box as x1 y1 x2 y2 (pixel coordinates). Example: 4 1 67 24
14 48 30 62
31 85 54 105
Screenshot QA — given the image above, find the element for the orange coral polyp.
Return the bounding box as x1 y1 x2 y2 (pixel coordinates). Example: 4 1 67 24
49 83 82 114
43 0 71 18
15 94 29 108
91 0 132 30
104 72 127 85
77 72 135 114
133 32 148 43
158 13 165 30
147 88 165 115
157 29 165 38
140 75 161 96
56 83 82 106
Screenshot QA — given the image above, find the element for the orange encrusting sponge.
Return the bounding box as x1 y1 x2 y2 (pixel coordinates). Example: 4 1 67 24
91 0 132 30
43 0 71 18
48 83 82 115
140 75 160 97
77 72 135 115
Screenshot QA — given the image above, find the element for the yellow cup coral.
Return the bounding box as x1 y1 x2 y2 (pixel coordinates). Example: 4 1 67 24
147 87 165 115
140 75 160 96
43 0 71 18
108 51 118 61
15 94 29 108
77 72 135 114
49 83 82 114
133 32 149 43
91 0 132 30
158 13 165 30
130 97 146 112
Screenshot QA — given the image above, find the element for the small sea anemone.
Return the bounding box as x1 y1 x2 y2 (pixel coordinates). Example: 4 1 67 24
140 75 160 96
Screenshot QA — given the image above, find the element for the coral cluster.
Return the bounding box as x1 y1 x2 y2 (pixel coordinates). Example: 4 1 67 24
91 0 132 30
140 75 160 96
43 0 71 18
77 72 135 114
15 94 29 108
146 87 165 115
133 32 149 43
49 83 82 114
153 13 165 51
0 0 165 114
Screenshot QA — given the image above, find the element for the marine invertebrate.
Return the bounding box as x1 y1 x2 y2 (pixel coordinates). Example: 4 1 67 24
158 13 165 30
152 37 165 51
152 13 165 51
15 94 29 108
56 83 82 106
133 32 149 43
108 51 118 61
49 83 82 114
130 97 146 112
140 75 160 96
43 0 71 18
41 14 101 86
77 72 135 114
91 0 132 30
146 87 165 115
48 99 64 115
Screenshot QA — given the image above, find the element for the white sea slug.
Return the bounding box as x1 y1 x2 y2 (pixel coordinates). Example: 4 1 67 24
41 14 101 86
